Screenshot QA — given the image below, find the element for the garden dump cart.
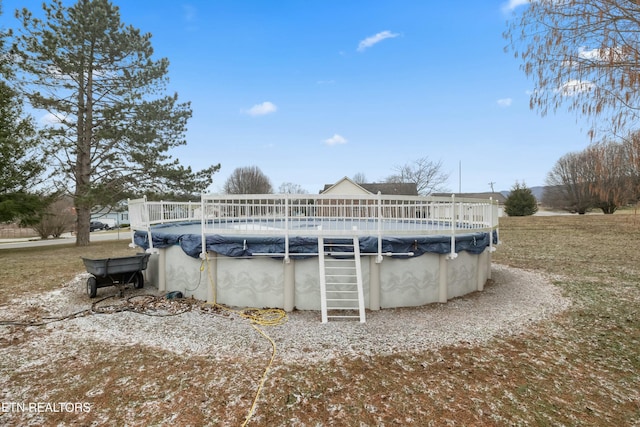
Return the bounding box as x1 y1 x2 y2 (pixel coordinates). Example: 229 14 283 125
82 253 151 298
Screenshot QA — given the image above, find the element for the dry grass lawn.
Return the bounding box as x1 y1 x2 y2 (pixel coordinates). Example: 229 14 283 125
1 214 640 426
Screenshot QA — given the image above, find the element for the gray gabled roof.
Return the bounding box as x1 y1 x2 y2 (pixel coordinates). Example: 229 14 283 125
359 182 418 196
321 178 418 196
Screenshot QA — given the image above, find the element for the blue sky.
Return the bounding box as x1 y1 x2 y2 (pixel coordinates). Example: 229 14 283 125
3 0 593 194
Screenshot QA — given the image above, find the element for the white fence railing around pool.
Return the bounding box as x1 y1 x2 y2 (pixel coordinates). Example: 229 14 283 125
128 193 499 259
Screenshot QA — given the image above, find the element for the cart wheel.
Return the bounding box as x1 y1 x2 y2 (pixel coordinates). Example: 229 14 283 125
133 271 144 289
87 277 98 298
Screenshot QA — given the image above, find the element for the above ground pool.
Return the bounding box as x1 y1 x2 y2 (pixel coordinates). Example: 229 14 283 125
128 193 499 322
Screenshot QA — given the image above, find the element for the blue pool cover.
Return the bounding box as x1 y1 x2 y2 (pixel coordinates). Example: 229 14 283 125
134 222 497 259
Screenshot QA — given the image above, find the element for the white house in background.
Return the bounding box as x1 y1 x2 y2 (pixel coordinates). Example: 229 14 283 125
90 207 129 228
432 192 507 217
320 176 419 196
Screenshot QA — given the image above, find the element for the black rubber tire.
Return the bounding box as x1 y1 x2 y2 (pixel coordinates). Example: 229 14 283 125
133 271 144 289
87 276 98 298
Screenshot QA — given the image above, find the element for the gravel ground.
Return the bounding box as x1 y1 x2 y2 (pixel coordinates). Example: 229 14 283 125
2 264 570 363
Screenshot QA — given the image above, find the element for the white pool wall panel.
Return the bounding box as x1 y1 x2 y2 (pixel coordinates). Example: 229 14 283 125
151 246 492 311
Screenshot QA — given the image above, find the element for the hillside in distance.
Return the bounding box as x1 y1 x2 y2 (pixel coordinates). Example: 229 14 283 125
501 186 546 200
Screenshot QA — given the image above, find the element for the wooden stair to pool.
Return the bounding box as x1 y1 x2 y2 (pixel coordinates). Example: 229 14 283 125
318 236 366 323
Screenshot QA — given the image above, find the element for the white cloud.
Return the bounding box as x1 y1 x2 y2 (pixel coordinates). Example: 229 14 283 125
578 46 624 62
562 47 626 69
501 0 530 13
181 4 199 32
557 79 595 96
497 98 513 107
357 31 399 52
182 4 197 21
578 47 601 61
324 134 348 146
40 112 64 125
245 101 278 116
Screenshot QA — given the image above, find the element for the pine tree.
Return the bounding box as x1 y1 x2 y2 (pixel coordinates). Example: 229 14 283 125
12 0 220 245
504 182 538 217
0 81 49 223
0 5 47 224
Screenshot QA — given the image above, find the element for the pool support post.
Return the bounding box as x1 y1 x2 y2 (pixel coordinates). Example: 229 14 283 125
283 258 295 312
438 254 448 303
158 248 166 292
207 252 217 304
477 250 486 292
369 256 381 310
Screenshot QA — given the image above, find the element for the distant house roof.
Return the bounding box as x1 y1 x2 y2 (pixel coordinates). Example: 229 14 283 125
359 182 418 196
320 177 418 196
431 192 507 204
320 177 370 195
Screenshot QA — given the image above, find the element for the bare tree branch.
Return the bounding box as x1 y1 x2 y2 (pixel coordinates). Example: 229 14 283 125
385 157 449 195
505 0 640 137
